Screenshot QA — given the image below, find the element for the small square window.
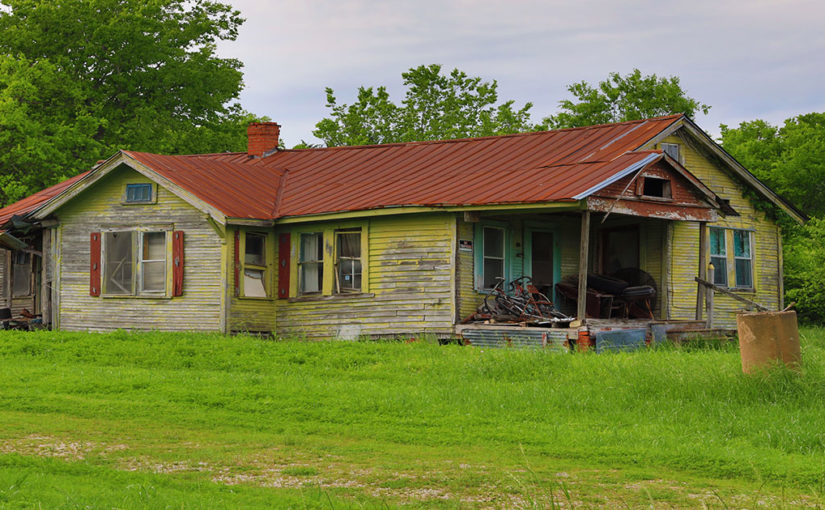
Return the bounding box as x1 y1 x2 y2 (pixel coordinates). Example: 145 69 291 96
641 177 671 199
125 183 153 203
661 143 680 162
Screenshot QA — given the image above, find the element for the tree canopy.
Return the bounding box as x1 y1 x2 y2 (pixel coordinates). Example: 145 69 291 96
312 64 534 146
543 69 710 129
0 0 262 205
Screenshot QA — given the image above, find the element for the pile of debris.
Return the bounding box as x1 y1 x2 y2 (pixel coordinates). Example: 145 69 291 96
462 276 574 327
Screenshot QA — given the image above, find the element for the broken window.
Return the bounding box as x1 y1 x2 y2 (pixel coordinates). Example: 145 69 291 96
12 251 31 297
104 231 168 295
641 177 671 199
708 228 755 289
243 232 267 297
335 229 361 293
482 226 505 289
299 232 323 294
104 231 135 295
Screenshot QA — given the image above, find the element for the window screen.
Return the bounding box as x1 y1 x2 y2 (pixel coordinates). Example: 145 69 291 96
104 231 134 294
11 251 30 297
299 232 323 294
336 230 361 293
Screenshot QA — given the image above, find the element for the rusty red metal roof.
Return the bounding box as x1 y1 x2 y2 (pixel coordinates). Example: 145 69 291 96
0 171 89 229
16 115 686 223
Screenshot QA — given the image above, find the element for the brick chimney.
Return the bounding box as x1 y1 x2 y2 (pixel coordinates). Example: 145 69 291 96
247 122 280 157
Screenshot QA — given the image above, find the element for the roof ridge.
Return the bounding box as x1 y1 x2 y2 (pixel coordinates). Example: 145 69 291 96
274 115 685 154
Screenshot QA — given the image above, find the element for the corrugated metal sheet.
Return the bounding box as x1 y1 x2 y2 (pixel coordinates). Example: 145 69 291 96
7 115 683 223
0 171 89 229
460 326 570 351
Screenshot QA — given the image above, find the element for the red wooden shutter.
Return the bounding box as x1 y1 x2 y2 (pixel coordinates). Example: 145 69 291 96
278 233 290 299
234 229 241 296
172 231 184 297
90 232 101 296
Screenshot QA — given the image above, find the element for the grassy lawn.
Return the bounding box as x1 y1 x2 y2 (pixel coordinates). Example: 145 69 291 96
1 328 824 508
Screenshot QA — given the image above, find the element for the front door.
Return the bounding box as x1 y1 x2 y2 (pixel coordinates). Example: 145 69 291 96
600 226 639 275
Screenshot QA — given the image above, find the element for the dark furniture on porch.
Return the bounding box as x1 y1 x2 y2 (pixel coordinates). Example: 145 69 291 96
556 270 657 319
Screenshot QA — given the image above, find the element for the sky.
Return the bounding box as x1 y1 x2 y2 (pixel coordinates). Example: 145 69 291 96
215 0 825 148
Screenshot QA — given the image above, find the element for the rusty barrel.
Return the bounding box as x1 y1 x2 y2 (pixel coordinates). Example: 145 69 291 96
736 310 801 374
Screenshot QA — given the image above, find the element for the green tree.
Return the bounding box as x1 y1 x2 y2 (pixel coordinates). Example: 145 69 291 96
543 69 710 129
0 0 262 205
313 64 534 146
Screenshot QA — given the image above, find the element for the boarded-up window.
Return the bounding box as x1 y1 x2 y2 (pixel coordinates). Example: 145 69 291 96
482 226 505 289
104 231 134 295
140 232 166 293
299 232 323 294
243 232 267 297
335 230 361 293
12 251 31 297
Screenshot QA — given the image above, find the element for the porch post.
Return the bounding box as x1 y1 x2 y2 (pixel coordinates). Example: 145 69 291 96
695 221 707 320
577 210 590 323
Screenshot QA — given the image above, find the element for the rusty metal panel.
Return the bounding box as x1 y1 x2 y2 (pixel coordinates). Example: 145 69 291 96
460 327 570 352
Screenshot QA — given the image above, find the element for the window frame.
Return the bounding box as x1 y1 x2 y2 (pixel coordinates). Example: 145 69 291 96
287 222 370 299
707 226 755 290
101 228 171 298
122 183 157 205
11 251 32 298
474 222 509 292
334 228 363 294
298 232 324 295
240 231 271 299
660 142 681 163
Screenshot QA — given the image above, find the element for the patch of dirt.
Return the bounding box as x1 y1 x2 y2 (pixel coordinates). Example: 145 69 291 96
0 434 115 460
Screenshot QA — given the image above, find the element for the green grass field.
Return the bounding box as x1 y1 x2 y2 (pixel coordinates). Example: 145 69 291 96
1 328 824 508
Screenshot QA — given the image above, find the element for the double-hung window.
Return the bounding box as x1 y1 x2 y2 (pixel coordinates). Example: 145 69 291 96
11 251 31 297
335 229 362 293
299 232 323 294
708 227 754 289
104 231 167 295
709 227 728 286
482 226 505 289
243 232 268 297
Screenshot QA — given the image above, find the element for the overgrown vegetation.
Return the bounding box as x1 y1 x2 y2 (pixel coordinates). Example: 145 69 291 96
0 329 824 507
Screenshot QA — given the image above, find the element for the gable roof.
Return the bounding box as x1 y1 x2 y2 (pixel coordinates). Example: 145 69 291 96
15 114 804 225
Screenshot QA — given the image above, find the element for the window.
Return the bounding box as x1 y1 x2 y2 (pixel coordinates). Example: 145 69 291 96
335 229 362 293
125 183 154 203
641 177 671 199
661 142 681 162
708 227 754 289
103 231 167 295
12 251 31 297
243 232 267 297
299 232 323 294
709 227 727 286
482 226 505 289
733 230 753 288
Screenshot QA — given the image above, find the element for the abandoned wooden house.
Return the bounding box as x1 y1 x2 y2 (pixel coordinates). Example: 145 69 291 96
0 115 805 345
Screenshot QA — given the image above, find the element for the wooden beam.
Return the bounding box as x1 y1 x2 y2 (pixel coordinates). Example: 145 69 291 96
695 222 707 320
577 210 590 322
694 277 770 312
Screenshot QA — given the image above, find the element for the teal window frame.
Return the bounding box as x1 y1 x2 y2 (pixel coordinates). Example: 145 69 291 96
125 183 154 203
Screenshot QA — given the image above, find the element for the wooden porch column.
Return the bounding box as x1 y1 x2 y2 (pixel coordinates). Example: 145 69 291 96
695 221 707 320
577 210 591 322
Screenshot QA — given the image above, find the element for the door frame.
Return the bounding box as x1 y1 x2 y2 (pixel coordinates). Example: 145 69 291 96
523 223 561 303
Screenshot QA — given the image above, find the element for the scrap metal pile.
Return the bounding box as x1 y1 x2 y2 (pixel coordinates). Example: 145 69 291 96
463 276 574 327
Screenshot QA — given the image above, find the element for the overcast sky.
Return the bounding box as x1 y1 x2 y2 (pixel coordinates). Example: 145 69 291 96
216 0 825 148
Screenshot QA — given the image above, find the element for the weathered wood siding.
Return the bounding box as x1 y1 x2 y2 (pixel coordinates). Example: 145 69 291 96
54 166 225 332
660 135 781 327
456 217 477 320
275 214 455 340
227 226 277 333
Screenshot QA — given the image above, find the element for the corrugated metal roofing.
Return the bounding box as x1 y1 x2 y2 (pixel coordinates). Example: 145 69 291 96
0 171 89 230
9 115 686 224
